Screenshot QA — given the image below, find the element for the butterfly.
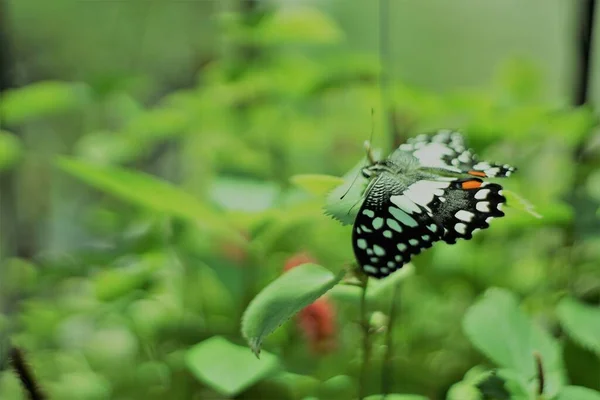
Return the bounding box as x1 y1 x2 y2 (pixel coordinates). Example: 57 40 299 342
352 130 516 278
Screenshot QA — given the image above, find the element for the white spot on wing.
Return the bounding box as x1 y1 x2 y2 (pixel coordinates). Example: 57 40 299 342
373 245 386 256
390 195 421 214
475 189 490 200
397 243 407 252
404 180 451 208
357 239 367 249
455 223 467 235
387 218 403 232
476 202 490 212
383 230 392 238
389 207 418 227
409 239 419 246
455 210 475 222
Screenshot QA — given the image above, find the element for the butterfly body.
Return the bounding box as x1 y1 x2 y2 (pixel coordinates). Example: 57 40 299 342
352 130 515 279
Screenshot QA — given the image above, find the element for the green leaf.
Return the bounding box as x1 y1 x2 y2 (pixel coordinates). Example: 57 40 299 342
0 131 22 171
56 156 240 240
257 7 343 45
242 263 344 357
290 174 344 197
463 288 565 397
185 336 279 397
503 190 542 219
557 296 600 355
556 386 600 400
0 81 91 124
324 158 371 225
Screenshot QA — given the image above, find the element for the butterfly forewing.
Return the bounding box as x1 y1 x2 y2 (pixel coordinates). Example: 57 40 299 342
398 130 516 178
352 173 445 278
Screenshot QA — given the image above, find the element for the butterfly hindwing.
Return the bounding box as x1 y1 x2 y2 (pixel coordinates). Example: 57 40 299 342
425 178 507 244
352 173 445 278
397 130 516 178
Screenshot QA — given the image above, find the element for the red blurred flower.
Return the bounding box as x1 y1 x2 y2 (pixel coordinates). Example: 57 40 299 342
284 252 337 354
283 251 316 272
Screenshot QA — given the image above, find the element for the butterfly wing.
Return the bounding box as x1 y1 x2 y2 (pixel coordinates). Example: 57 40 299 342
352 173 446 278
405 178 507 244
395 130 516 178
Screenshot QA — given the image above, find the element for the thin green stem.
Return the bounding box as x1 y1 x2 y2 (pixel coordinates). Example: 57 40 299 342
381 282 401 398
358 274 371 400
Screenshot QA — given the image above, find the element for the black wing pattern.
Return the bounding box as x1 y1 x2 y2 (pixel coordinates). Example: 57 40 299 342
352 174 447 278
425 179 506 244
397 130 516 178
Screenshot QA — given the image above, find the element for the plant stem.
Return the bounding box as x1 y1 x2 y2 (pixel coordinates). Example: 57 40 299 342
381 282 401 398
533 351 545 397
9 347 45 400
573 0 597 107
358 274 371 400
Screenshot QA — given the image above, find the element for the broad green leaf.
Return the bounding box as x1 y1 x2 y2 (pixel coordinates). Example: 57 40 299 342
557 297 600 355
56 157 241 240
0 81 90 124
556 386 600 400
0 131 22 171
290 174 344 197
242 263 344 357
185 336 279 397
463 288 565 397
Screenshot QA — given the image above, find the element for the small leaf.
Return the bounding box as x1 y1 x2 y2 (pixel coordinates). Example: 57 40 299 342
242 263 344 357
504 190 542 219
56 157 241 240
290 174 344 197
557 296 600 355
324 159 370 225
556 386 600 400
185 336 279 397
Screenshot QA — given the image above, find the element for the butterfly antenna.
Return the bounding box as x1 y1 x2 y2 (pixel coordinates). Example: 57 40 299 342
340 109 377 200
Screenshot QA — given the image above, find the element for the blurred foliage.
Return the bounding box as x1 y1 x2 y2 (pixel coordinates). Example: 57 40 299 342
1 1 600 400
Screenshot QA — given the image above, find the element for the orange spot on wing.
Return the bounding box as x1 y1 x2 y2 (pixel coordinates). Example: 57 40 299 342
462 180 482 189
468 170 487 177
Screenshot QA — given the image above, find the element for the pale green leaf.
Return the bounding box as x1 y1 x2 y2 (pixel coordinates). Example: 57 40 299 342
185 336 279 397
290 174 344 197
242 263 344 357
557 296 600 355
56 157 240 240
0 81 91 124
556 386 600 400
